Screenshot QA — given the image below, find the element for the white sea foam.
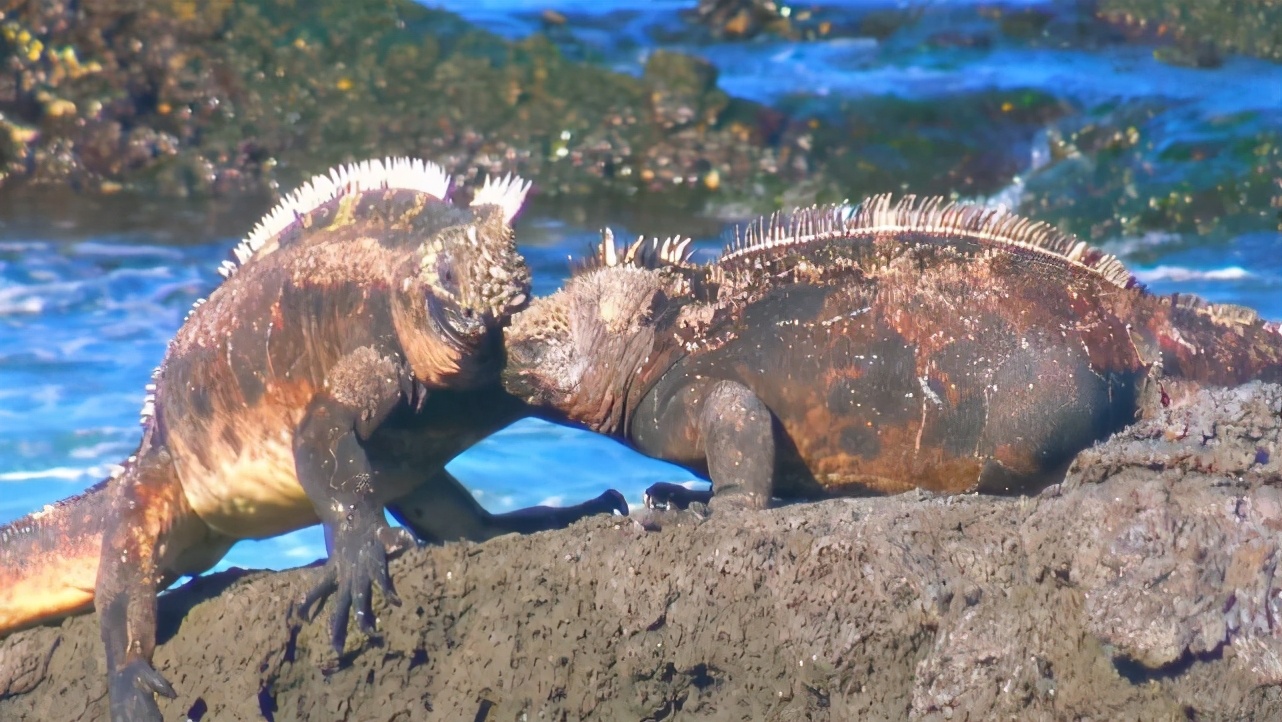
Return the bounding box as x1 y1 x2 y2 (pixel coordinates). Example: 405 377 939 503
68 441 136 460
0 286 48 314
1103 231 1184 257
1133 265 1253 283
0 464 109 483
282 544 326 560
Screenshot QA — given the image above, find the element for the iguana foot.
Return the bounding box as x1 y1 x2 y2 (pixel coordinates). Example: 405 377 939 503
300 514 417 654
644 482 713 511
707 489 768 512
109 658 175 722
637 501 708 531
590 489 630 516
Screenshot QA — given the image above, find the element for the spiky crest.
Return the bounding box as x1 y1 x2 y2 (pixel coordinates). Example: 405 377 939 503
139 364 162 426
718 195 1139 290
572 228 694 275
222 157 454 279
470 173 533 226
0 478 110 545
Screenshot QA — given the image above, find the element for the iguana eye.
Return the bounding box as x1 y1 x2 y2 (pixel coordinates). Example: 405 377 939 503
435 255 462 299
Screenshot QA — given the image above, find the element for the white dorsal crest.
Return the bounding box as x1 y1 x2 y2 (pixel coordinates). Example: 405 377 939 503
471 173 533 225
220 157 454 279
719 195 1138 289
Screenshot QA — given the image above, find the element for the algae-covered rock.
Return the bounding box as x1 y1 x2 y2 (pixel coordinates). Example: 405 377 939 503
692 0 855 41
1017 101 1282 245
0 0 820 213
775 88 1071 206
1099 0 1282 63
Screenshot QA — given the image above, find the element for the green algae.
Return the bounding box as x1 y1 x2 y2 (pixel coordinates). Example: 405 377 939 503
1 0 1277 242
0 0 813 214
2 0 1072 220
773 89 1071 206
1015 101 1282 247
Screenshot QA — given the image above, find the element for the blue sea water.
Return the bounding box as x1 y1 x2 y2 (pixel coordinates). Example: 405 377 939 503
2 0 1281 574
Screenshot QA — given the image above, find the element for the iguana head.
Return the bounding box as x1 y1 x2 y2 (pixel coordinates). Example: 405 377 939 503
416 175 533 346
213 157 533 388
503 232 692 432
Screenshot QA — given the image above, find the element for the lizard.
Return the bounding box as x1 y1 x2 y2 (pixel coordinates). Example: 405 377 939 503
464 195 1282 517
0 156 627 722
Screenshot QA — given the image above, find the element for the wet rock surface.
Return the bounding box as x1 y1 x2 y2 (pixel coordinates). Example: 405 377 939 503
3 382 1281 720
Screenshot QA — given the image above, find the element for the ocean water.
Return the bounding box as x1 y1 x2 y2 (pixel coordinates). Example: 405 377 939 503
1 0 1280 574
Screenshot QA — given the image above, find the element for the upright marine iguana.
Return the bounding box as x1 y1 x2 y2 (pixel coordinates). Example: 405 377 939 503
478 195 1282 514
0 157 626 722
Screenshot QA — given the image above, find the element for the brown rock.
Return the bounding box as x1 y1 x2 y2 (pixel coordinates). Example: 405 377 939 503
3 383 1281 720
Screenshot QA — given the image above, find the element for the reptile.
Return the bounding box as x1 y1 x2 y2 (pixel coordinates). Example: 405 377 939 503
0 157 627 722
482 195 1282 514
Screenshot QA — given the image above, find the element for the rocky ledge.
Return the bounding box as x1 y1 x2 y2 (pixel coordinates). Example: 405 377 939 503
3 381 1282 720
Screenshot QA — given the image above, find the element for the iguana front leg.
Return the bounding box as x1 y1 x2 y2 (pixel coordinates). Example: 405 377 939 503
640 380 776 512
388 469 628 544
294 347 417 653
95 443 186 722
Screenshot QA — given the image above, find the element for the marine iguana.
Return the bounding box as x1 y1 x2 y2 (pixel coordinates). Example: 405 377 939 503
0 157 627 722
487 195 1282 513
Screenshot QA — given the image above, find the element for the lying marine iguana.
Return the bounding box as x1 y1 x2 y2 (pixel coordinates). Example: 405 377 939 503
0 157 626 722
485 195 1282 513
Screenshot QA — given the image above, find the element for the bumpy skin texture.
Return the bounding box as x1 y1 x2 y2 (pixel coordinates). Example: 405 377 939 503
0 159 628 722
503 196 1282 511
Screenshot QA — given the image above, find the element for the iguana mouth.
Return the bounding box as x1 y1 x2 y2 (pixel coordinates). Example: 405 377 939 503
428 294 488 349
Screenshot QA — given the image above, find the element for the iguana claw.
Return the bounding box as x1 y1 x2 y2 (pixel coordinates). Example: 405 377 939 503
109 658 175 722
300 514 417 653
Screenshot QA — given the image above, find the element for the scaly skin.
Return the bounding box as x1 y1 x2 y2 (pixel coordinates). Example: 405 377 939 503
0 158 627 722
0 482 109 633
502 196 1282 512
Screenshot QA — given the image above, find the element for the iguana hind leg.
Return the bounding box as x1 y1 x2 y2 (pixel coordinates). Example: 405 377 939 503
640 380 776 512
388 469 628 544
95 443 186 722
294 347 417 654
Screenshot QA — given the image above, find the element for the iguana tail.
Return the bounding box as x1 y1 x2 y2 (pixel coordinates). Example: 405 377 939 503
0 479 110 635
1158 297 1282 388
